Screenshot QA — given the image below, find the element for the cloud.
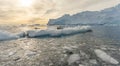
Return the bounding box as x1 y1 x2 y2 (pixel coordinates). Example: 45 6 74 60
32 0 120 19
0 0 120 23
51 0 120 15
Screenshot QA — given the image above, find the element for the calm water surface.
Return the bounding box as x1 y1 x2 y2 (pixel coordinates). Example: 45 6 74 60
91 26 120 40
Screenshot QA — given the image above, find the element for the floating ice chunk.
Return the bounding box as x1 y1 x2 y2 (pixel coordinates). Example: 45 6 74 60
67 54 80 65
8 51 16 56
27 30 50 37
16 32 26 38
27 26 92 37
89 59 97 64
94 49 119 64
25 50 37 57
79 64 84 66
0 26 92 40
0 30 19 41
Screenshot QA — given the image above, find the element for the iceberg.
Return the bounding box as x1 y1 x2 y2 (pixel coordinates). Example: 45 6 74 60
27 26 92 38
0 26 92 41
48 4 120 25
0 30 19 41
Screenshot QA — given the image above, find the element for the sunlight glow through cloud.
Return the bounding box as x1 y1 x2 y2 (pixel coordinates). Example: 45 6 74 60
19 0 34 7
0 0 120 24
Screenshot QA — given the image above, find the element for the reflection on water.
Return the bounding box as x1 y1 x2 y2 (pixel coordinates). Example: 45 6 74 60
19 38 38 50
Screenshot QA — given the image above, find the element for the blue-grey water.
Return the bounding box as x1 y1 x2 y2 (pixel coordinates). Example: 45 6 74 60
50 25 120 41
40 25 120 48
91 26 120 41
47 25 120 46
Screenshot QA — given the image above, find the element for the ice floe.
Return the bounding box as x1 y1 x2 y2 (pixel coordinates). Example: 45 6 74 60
27 26 92 37
0 30 19 41
94 49 119 64
67 54 80 65
0 26 92 41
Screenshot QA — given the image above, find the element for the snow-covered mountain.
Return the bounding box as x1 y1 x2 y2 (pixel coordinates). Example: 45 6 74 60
48 4 120 25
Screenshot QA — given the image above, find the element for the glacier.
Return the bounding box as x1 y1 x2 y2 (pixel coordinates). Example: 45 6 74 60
48 4 120 25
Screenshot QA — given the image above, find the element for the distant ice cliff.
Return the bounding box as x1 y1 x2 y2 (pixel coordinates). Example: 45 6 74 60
48 4 120 25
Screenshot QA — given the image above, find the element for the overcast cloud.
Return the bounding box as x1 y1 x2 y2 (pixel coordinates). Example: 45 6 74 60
0 0 120 23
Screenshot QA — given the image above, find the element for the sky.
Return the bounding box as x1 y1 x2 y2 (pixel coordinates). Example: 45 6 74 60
0 0 120 24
